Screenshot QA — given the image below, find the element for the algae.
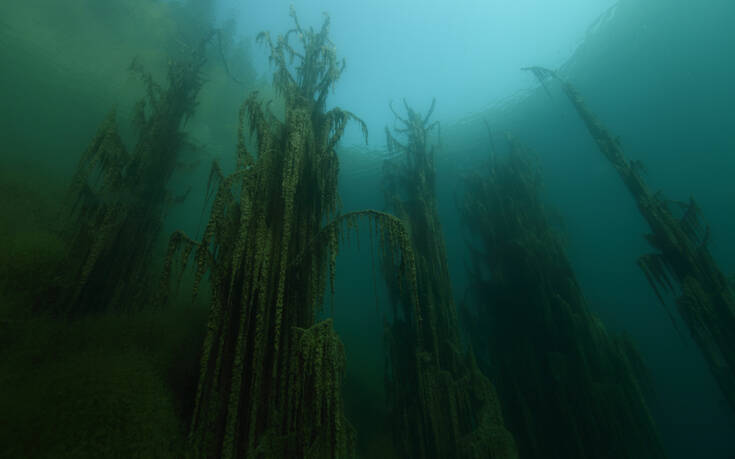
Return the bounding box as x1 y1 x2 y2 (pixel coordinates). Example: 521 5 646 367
382 99 518 458
162 9 417 458
43 37 210 316
459 138 666 458
524 66 735 414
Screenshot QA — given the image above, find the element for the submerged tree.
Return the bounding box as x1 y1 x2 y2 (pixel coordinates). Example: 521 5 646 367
459 138 665 458
524 66 735 413
163 9 418 458
381 100 518 458
45 38 209 316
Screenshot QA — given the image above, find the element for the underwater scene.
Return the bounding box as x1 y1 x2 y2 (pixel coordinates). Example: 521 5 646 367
1 0 734 457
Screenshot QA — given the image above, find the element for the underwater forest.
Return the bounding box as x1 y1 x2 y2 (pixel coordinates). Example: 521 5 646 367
2 0 735 457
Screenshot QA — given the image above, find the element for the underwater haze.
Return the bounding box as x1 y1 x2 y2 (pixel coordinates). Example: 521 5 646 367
224 0 616 145
1 0 734 458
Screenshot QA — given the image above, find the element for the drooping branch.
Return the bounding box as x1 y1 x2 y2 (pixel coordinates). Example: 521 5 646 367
161 11 416 458
382 99 517 458
526 64 735 412
256 5 344 108
47 35 210 316
459 140 666 458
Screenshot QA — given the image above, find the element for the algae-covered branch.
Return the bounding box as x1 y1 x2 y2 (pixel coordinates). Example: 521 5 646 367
46 37 210 316
382 99 518 458
459 137 665 458
523 66 735 414
163 9 417 458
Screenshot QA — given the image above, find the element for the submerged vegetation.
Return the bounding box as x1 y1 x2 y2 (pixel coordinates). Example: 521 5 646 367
459 138 665 458
2 1 734 457
163 9 418 457
524 66 735 413
382 100 518 458
43 37 210 316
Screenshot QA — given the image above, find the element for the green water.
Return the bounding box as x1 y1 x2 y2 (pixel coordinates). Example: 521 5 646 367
1 0 734 457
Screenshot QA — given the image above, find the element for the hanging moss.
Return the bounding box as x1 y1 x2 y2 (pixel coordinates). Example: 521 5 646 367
381 99 517 458
459 139 666 458
162 9 418 458
524 66 735 414
42 37 210 316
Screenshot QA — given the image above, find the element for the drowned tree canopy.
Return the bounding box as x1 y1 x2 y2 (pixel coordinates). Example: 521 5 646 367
163 9 418 458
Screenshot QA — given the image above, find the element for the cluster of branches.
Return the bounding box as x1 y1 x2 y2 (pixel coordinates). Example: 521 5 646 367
459 138 665 458
160 10 418 458
45 37 209 316
523 66 735 413
382 100 518 458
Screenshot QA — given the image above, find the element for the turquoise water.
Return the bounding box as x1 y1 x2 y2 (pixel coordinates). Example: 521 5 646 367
1 0 734 457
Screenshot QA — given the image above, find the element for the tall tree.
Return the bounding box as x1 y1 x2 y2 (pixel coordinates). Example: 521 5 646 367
524 66 735 413
460 138 665 458
164 9 418 458
382 100 518 458
47 38 209 316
